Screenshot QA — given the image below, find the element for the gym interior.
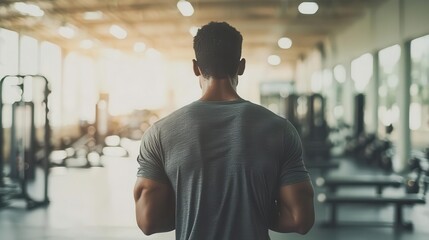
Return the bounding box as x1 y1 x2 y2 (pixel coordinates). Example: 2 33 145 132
1 0 429 239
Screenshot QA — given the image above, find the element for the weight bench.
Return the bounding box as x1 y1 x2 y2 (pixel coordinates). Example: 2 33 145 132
306 161 340 169
305 159 340 176
318 193 426 230
316 175 404 194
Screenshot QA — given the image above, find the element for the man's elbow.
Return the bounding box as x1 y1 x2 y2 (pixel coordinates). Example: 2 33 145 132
137 218 156 236
275 216 314 234
295 217 315 235
295 223 313 235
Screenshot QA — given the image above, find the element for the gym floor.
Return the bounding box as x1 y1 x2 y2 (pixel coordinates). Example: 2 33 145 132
1 140 428 240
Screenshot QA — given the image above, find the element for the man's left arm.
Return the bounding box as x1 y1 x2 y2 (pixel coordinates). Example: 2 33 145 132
134 177 175 235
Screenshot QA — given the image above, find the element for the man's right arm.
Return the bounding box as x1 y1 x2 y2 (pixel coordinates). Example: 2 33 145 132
134 177 175 235
270 180 315 234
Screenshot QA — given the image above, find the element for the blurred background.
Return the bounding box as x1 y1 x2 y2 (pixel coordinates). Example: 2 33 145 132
0 0 428 239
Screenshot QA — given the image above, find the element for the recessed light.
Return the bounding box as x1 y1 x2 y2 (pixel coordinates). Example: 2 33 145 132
298 2 319 15
84 11 103 20
268 55 281 66
177 0 194 17
58 25 75 39
278 37 292 49
14 2 44 17
109 25 127 39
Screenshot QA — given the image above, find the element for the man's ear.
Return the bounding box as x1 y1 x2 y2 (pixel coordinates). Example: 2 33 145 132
238 58 246 75
193 59 201 76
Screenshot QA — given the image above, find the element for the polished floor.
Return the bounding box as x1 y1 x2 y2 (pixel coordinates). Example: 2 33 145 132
1 140 429 240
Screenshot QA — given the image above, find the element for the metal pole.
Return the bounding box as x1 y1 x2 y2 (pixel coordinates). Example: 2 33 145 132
0 76 5 187
44 76 50 203
371 52 379 135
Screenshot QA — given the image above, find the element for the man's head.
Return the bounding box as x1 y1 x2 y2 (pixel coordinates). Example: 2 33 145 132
193 22 245 79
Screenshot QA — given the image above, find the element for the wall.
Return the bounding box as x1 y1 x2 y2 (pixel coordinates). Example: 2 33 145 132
331 0 429 63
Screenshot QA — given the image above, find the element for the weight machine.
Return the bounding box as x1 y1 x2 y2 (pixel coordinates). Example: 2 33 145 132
0 75 51 209
300 93 331 160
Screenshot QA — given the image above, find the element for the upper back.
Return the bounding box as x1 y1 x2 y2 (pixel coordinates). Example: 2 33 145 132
150 99 294 240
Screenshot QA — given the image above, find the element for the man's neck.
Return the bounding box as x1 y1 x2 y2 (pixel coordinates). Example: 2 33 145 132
200 77 240 101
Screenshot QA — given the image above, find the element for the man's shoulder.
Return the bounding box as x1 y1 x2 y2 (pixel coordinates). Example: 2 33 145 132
153 100 288 127
243 101 288 122
152 102 196 128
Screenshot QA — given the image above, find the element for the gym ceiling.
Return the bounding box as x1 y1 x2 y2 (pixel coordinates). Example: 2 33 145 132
0 0 386 64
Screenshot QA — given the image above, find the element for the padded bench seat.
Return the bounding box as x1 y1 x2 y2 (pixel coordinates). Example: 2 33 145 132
317 175 404 194
322 194 425 204
318 193 426 230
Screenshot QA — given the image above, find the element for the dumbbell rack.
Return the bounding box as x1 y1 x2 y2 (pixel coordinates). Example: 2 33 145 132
0 75 51 209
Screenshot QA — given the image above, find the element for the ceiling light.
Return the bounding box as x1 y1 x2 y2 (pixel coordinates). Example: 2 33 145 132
14 2 44 17
177 0 194 17
189 26 199 37
298 2 319 15
268 55 281 66
278 37 292 49
109 25 127 39
58 25 75 39
84 11 103 20
134 42 146 53
80 39 94 49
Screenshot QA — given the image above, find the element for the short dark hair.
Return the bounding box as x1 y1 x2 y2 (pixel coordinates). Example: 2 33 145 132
193 22 243 79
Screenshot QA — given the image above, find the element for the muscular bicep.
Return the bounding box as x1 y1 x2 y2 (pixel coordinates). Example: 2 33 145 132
134 177 175 235
275 180 315 234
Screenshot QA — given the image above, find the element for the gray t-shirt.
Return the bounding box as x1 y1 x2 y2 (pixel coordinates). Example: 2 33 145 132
137 99 310 240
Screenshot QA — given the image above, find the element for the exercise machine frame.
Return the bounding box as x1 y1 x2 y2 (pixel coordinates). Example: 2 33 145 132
0 75 51 209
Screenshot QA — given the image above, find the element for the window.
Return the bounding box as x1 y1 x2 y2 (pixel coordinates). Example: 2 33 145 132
62 52 81 126
410 34 429 149
40 41 62 127
351 53 373 93
0 28 19 128
321 68 335 125
351 53 374 132
19 35 38 75
0 28 19 76
378 45 401 140
332 64 346 123
63 52 98 125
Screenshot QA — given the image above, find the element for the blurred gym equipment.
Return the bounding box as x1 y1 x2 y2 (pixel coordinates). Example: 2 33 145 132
353 94 365 138
0 75 51 209
318 156 429 230
316 175 403 195
300 94 331 160
284 93 301 134
362 125 394 171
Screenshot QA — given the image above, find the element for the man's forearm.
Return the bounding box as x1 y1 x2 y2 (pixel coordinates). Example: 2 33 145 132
135 195 175 234
134 181 175 235
269 198 314 234
269 201 300 233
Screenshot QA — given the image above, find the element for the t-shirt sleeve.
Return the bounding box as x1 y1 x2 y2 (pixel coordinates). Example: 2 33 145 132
136 125 170 184
279 120 310 186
